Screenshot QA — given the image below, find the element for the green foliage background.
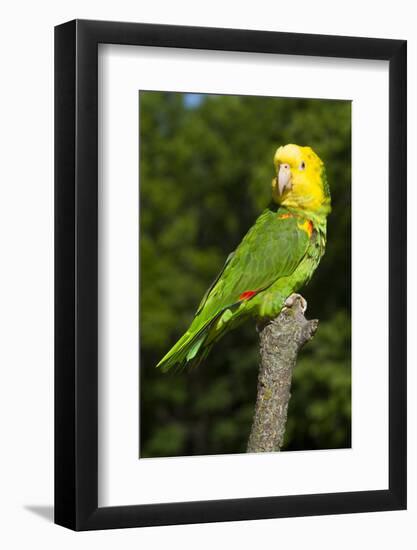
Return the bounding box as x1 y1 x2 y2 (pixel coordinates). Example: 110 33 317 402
139 92 351 457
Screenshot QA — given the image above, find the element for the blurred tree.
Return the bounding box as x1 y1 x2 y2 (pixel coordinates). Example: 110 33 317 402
139 92 351 457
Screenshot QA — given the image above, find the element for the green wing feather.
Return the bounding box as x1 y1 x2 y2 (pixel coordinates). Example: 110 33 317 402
157 207 311 371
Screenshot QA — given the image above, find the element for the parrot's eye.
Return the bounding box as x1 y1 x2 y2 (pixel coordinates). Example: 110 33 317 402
299 161 306 170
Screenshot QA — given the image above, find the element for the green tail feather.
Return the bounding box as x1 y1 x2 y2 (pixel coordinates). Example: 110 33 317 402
156 322 212 372
156 307 232 371
157 299 247 371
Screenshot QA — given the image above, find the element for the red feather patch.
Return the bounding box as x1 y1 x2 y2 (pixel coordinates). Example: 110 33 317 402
239 290 258 301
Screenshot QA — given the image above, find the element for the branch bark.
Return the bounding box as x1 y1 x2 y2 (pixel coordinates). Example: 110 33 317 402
247 296 318 453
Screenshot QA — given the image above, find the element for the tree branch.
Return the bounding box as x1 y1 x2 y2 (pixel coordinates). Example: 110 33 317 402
247 296 318 453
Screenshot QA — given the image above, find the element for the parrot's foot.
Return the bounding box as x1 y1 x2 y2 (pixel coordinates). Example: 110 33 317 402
284 293 307 313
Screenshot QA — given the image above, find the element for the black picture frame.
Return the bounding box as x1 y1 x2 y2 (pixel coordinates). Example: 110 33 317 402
55 19 407 531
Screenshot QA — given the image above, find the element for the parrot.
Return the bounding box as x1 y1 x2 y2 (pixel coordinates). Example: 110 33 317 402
156 144 331 371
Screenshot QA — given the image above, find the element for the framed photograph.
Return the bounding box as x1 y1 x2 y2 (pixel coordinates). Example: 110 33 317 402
55 19 406 530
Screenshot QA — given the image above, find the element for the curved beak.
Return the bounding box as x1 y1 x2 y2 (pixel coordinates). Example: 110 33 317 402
278 163 292 196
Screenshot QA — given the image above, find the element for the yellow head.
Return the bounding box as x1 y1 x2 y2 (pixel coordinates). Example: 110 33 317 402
272 144 331 213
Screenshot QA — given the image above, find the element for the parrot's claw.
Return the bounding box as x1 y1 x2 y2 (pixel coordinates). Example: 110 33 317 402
284 293 307 313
